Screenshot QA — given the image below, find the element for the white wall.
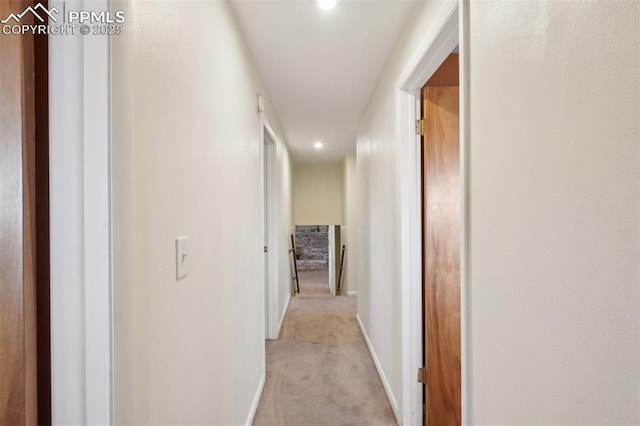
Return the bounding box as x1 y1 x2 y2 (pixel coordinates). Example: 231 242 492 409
467 2 640 424
341 153 358 295
293 162 343 225
356 0 640 424
110 1 292 424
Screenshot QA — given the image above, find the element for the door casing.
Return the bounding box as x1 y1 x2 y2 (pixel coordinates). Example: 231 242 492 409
262 122 279 339
49 0 112 422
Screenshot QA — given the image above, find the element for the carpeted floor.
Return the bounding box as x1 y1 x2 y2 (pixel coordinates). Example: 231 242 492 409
253 270 397 426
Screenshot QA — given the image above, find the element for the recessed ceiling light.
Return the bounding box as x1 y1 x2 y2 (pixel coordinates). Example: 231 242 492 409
314 141 324 149
318 0 336 10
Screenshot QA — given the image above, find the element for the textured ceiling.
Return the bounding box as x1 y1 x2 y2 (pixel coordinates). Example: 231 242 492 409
231 0 419 162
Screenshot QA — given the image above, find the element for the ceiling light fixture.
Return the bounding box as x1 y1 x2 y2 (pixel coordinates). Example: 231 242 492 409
314 141 324 149
318 0 336 10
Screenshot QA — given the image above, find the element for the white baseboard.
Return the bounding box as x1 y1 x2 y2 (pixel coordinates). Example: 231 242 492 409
347 291 358 297
276 293 291 337
356 314 400 424
245 372 265 426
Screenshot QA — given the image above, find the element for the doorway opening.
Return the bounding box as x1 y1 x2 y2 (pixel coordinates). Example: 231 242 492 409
293 225 342 296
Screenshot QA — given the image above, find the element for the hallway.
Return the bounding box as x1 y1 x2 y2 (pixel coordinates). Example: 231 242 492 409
254 270 397 426
8 0 634 424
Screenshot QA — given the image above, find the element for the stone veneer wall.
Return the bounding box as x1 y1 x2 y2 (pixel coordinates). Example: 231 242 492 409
295 225 329 270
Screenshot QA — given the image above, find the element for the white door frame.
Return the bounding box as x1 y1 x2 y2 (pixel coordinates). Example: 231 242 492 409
395 2 467 424
261 120 279 339
49 0 113 423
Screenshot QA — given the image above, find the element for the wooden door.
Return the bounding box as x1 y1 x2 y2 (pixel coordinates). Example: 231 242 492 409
421 54 461 425
0 1 42 424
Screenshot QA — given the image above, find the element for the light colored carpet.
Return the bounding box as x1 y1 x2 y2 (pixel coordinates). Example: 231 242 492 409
253 270 397 426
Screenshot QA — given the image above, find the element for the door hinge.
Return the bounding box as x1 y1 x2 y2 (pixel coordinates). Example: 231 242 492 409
415 118 425 136
417 367 427 384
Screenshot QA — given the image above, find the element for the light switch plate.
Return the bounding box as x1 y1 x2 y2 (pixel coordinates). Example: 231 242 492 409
176 236 189 280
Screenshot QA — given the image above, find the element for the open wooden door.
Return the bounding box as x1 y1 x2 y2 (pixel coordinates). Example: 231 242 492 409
0 1 38 423
0 1 50 424
420 53 461 425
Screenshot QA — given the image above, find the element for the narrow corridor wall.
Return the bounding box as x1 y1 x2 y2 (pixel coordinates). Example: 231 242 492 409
355 1 459 422
110 1 292 424
356 0 640 424
341 153 358 295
